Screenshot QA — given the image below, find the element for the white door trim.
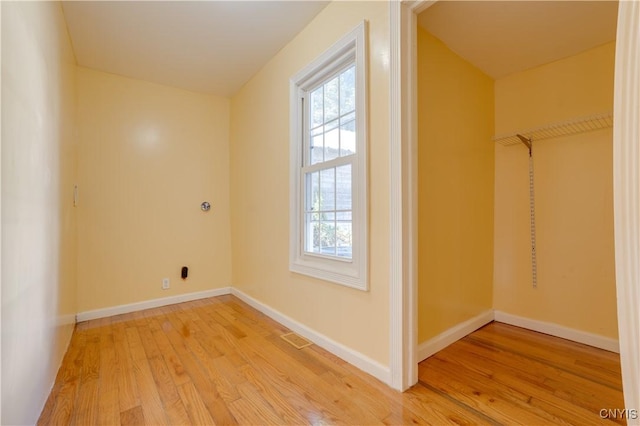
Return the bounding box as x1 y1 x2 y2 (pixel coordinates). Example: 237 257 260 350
613 1 640 421
388 0 435 391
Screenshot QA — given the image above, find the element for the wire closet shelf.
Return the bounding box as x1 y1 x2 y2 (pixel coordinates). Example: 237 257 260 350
492 111 613 289
493 112 613 146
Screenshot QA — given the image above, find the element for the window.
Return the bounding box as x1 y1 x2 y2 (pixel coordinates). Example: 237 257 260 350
289 22 368 290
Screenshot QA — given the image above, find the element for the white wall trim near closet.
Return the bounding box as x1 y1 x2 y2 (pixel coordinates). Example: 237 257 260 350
76 287 231 322
494 311 620 353
416 309 621 365
417 310 494 362
613 1 640 422
230 288 392 386
388 0 439 392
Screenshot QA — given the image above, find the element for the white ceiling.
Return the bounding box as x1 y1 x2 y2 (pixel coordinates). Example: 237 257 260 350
62 1 329 97
417 1 618 79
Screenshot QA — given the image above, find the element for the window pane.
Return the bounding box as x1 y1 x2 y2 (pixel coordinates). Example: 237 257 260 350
324 122 339 162
336 165 351 210
321 212 335 221
320 168 335 211
341 110 355 123
311 221 321 253
320 221 336 255
337 211 352 221
324 77 339 122
339 119 356 156
336 221 352 258
310 87 324 128
310 128 323 165
306 171 319 212
305 213 316 252
340 66 356 115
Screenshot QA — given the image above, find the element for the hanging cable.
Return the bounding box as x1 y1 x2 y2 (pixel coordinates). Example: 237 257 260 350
517 135 537 288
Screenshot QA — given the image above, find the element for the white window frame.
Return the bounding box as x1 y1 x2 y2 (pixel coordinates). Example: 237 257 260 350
289 21 368 291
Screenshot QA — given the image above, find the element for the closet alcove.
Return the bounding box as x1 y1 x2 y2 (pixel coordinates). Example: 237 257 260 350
415 0 620 359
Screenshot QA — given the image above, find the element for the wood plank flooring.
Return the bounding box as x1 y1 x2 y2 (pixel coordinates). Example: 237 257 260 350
38 295 625 425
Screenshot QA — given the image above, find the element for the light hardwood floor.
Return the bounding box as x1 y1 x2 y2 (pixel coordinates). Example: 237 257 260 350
38 295 625 425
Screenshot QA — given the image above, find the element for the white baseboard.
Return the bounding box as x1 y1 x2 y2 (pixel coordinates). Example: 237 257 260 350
494 310 620 353
56 313 77 327
76 287 232 322
74 287 619 385
417 310 494 362
230 288 392 385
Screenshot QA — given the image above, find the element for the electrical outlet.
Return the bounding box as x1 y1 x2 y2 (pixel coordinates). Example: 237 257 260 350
162 278 170 290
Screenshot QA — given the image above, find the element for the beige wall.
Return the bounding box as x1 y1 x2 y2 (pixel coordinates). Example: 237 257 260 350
230 1 390 365
1 2 77 423
417 28 495 343
76 68 231 312
494 42 617 338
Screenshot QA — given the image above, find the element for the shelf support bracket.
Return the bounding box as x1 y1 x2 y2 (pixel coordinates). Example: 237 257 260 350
517 134 532 157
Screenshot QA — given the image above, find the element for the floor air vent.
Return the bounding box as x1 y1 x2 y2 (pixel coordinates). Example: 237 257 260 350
280 332 312 349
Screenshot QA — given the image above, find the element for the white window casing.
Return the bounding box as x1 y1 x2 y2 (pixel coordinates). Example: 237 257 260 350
289 21 368 290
